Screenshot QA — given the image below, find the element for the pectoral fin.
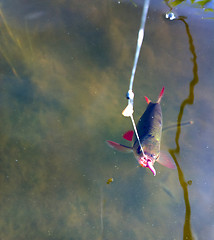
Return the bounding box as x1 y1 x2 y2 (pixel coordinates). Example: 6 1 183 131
157 151 176 169
106 141 133 153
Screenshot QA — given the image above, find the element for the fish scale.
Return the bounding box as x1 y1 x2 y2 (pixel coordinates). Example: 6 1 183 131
134 102 162 158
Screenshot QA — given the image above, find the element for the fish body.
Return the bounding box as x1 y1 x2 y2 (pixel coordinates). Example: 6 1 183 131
133 101 162 169
107 87 175 176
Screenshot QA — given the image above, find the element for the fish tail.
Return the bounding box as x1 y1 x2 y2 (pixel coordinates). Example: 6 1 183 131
157 86 165 103
144 96 151 104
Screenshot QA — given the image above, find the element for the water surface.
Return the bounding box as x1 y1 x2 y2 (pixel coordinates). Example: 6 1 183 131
0 0 214 239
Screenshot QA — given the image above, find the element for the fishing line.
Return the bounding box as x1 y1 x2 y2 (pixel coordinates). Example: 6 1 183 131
128 0 150 93
122 0 150 158
130 114 144 155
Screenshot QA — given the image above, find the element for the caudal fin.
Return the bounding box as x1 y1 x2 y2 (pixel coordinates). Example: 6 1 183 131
157 86 165 103
144 96 151 104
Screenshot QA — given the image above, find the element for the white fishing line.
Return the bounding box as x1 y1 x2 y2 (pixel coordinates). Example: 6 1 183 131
122 0 150 158
130 114 145 156
128 0 150 92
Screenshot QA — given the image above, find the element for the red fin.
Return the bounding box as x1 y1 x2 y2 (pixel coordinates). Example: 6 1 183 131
157 86 165 103
156 151 176 169
123 130 134 141
144 96 151 104
106 141 133 153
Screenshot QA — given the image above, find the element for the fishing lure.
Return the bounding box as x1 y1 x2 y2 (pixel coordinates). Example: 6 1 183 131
107 87 176 176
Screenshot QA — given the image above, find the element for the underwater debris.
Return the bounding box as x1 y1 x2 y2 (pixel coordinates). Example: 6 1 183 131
165 11 177 20
106 178 114 184
187 180 192 186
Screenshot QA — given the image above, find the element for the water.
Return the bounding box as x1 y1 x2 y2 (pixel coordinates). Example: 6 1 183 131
0 0 214 239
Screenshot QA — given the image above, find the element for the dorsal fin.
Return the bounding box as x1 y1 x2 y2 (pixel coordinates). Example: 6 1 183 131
123 130 134 141
157 86 165 103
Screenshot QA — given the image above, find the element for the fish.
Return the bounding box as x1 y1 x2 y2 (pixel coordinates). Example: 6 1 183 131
106 87 176 176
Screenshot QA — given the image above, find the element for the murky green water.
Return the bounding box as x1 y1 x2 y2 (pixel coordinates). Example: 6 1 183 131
0 0 214 239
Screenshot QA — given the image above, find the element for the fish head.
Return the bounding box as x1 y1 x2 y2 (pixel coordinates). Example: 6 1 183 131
138 155 156 176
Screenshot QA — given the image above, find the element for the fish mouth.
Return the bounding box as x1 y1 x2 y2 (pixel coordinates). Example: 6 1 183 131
138 157 148 168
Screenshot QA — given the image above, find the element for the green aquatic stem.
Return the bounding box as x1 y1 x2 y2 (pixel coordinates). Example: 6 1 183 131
169 16 199 240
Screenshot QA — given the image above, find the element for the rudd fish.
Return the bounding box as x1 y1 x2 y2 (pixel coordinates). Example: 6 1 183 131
107 87 176 176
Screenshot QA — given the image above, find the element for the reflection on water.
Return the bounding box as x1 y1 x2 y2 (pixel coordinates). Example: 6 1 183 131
168 15 199 240
0 1 213 239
